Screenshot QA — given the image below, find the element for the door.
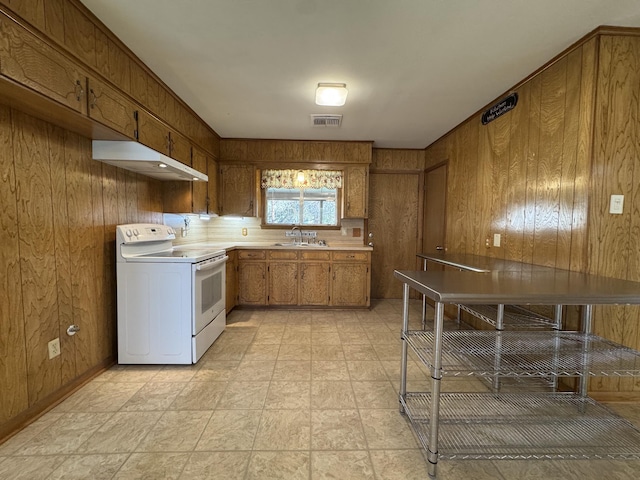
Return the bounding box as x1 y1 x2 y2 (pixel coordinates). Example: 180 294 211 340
423 163 447 254
368 172 421 299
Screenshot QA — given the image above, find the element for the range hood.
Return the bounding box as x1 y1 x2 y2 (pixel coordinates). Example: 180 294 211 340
92 140 208 182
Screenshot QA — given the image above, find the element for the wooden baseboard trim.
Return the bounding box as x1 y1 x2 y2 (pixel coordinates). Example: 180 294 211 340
589 391 640 403
0 358 115 444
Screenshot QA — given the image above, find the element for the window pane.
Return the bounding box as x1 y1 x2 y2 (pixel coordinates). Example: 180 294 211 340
265 187 337 226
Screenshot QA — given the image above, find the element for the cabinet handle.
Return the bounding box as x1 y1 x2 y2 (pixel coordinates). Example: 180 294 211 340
74 80 84 101
347 254 355 259
89 89 97 108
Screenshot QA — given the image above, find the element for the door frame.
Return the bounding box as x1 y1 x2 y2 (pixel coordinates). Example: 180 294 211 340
421 160 449 256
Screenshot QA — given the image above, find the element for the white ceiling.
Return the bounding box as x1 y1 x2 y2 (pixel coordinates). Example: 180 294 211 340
81 0 640 149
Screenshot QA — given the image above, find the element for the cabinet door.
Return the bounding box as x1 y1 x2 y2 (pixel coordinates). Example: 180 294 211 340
219 164 255 216
190 147 208 214
0 15 87 114
169 130 191 165
238 261 267 305
137 109 170 155
344 166 368 218
300 262 330 306
87 76 136 139
331 263 369 307
268 262 298 305
225 250 237 313
207 156 219 214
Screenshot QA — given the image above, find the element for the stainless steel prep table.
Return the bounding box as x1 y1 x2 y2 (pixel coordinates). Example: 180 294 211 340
394 268 640 477
416 252 566 329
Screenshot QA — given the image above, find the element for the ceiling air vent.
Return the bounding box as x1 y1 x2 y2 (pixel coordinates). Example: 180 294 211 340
310 114 343 127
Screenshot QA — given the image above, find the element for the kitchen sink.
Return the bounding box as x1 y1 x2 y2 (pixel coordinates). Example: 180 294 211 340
272 242 327 247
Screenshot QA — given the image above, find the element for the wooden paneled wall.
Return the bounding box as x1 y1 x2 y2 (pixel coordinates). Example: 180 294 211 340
424 32 640 396
588 35 640 397
0 105 162 434
425 38 596 271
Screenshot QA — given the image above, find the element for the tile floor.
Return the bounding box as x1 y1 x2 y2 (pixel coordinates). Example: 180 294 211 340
1 299 640 479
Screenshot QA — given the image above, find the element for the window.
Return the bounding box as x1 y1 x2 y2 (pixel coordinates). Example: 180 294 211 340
265 187 338 225
261 169 342 226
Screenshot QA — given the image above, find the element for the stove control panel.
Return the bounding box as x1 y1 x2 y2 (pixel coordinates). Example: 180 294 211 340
116 224 176 244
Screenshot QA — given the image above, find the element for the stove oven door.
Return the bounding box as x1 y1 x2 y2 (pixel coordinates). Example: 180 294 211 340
192 255 228 335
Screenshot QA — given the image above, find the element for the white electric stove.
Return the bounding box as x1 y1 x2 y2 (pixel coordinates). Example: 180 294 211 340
116 223 227 364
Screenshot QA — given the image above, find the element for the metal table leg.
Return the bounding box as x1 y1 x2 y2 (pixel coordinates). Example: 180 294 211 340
421 258 428 330
492 304 505 393
579 304 593 399
427 301 445 477
399 283 410 414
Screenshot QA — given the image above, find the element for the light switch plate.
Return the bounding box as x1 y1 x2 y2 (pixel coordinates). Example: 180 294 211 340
610 194 624 214
493 233 501 247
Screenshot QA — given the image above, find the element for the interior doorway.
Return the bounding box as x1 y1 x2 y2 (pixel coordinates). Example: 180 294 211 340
422 162 448 255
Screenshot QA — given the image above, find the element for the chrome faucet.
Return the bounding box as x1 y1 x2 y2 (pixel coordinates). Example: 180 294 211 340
291 226 303 244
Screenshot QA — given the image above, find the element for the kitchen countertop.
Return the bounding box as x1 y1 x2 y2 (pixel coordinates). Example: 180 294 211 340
181 241 373 252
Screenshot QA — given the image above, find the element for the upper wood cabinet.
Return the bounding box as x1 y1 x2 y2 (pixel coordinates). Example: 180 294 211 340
0 14 87 114
163 146 209 214
219 164 255 216
136 109 191 164
191 147 208 213
87 75 136 139
343 165 369 218
207 156 219 215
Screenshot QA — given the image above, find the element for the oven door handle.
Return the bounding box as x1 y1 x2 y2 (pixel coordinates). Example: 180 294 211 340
195 255 229 271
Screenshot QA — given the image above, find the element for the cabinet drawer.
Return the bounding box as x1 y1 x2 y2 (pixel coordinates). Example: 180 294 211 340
238 250 266 260
268 250 298 260
301 251 330 261
332 251 370 262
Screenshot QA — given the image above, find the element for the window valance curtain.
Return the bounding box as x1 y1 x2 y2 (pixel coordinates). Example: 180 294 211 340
260 169 343 189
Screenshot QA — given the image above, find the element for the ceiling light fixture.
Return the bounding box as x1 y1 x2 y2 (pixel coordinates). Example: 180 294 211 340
158 163 167 168
315 83 348 106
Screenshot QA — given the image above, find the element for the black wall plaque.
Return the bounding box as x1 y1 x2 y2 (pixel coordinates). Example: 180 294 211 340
481 93 518 125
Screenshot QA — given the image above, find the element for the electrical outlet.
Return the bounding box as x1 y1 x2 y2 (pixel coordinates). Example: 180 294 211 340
48 338 60 359
241 227 248 236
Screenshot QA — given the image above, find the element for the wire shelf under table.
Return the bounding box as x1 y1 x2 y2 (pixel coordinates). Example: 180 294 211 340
400 392 640 459
458 304 558 329
404 330 640 377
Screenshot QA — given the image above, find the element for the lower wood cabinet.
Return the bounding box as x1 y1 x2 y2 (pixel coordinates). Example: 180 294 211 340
225 250 237 313
234 248 369 308
330 251 371 307
238 250 267 305
300 262 330 306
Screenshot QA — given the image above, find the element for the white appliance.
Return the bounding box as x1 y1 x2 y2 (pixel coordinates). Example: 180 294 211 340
116 223 227 364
